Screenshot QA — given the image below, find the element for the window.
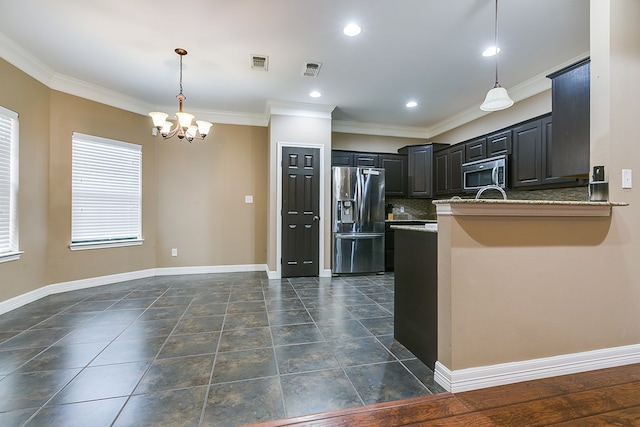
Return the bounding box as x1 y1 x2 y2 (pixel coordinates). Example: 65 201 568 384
0 105 20 262
71 132 142 250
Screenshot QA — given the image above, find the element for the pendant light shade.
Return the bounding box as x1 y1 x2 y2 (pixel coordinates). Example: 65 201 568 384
480 0 513 112
481 84 514 111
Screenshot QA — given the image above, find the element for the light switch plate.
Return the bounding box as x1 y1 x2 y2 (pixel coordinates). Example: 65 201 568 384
622 169 632 189
245 195 254 203
171 248 178 257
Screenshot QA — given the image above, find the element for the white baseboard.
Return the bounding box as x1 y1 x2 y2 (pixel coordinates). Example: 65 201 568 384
155 264 268 276
434 343 640 393
0 264 269 316
266 269 280 280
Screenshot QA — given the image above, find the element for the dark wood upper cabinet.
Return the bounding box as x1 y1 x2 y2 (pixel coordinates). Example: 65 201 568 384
540 116 582 187
354 153 379 167
512 120 543 188
434 144 464 196
399 144 447 198
465 137 487 163
331 150 353 167
547 58 590 178
486 130 511 157
379 154 407 197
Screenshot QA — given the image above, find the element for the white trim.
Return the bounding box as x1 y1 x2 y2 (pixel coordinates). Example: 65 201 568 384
154 264 268 276
319 268 333 278
0 251 23 263
276 142 326 279
69 239 144 251
267 269 281 280
331 120 429 139
0 264 269 316
434 343 640 393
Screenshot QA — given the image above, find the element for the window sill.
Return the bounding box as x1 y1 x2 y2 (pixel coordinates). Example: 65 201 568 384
0 251 24 263
70 239 144 251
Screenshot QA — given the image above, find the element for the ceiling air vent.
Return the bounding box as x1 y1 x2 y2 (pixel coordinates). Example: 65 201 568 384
302 61 322 77
251 55 269 71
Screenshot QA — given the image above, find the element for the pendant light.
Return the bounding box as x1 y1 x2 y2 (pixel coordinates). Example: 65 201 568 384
480 0 514 112
149 48 213 142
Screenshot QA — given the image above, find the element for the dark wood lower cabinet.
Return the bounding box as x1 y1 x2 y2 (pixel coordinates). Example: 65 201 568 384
394 228 437 369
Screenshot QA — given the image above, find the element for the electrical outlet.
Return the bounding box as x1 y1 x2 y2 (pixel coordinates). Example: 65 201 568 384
245 195 254 203
622 169 632 189
400 206 405 213
171 248 178 257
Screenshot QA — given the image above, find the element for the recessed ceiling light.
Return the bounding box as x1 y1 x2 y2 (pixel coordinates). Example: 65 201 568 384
482 46 500 57
406 101 418 108
310 91 322 98
343 23 361 37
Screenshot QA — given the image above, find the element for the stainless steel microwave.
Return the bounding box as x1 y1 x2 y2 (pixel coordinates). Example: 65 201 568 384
462 155 507 191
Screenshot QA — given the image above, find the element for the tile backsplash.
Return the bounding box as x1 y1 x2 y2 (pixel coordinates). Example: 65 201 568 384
388 185 589 220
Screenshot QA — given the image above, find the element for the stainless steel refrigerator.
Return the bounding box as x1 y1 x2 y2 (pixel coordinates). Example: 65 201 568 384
332 166 385 274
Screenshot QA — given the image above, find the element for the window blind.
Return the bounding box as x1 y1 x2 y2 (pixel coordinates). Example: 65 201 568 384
0 106 18 255
71 133 142 244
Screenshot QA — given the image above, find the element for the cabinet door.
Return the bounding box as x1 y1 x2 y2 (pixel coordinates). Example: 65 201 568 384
465 137 487 162
380 154 407 197
548 59 590 177
487 130 511 157
541 116 581 186
331 151 353 166
434 150 449 196
407 145 434 198
448 144 465 194
354 153 379 167
512 120 542 188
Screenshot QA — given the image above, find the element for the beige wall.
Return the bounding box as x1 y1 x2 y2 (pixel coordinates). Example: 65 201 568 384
267 114 332 275
0 59 270 305
431 91 552 144
0 59 50 302
438 0 640 371
332 133 427 153
155 124 267 267
46 91 157 284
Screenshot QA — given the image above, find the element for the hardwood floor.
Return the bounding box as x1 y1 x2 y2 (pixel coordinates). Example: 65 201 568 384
247 363 640 426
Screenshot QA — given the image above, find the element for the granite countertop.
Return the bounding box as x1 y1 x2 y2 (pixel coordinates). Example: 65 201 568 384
390 223 438 233
431 199 628 206
431 198 628 217
385 218 437 223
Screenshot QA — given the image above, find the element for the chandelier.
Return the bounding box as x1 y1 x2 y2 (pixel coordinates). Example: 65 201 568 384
149 48 213 142
480 0 514 112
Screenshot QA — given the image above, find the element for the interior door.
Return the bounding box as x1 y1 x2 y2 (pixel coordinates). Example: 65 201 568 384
281 146 320 278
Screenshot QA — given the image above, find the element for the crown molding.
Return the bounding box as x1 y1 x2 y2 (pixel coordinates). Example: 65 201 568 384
267 100 335 119
1 32 589 138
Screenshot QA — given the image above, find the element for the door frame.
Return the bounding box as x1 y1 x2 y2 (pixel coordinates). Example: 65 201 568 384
275 141 328 279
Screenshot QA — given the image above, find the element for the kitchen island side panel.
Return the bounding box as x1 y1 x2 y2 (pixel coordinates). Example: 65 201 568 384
393 228 438 369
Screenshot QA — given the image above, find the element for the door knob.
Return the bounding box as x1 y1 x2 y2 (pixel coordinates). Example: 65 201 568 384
312 216 320 221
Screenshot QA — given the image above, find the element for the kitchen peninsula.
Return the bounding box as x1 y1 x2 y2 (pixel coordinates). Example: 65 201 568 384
430 198 627 393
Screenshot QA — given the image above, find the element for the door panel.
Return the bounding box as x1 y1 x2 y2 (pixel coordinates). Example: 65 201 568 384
282 146 320 278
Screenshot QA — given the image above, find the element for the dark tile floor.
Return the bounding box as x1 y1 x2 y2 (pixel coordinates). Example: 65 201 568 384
0 272 444 427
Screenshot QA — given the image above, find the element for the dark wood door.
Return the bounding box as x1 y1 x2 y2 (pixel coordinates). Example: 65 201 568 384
407 145 434 198
379 154 407 197
548 58 590 177
354 153 379 167
281 146 320 278
331 150 353 166
486 130 511 157
448 144 465 194
512 120 542 188
434 150 449 196
465 137 487 162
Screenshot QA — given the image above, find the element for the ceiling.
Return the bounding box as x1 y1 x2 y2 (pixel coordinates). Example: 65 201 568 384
0 0 589 138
